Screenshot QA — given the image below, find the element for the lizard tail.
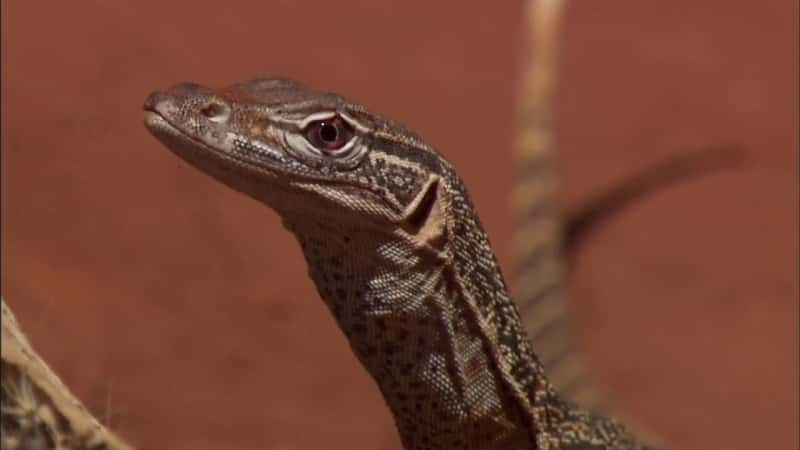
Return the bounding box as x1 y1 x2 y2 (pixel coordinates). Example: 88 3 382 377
512 0 747 412
564 144 747 253
512 143 746 411
511 0 602 408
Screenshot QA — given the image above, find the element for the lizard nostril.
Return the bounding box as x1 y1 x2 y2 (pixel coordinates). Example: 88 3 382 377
199 102 230 123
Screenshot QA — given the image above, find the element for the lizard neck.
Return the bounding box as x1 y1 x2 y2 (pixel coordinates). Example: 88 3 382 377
283 216 536 450
279 166 646 450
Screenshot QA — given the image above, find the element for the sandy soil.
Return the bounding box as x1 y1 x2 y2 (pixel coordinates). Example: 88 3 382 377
2 1 797 449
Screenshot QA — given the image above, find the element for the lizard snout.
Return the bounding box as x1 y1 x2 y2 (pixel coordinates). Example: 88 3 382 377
143 91 169 113
198 100 231 124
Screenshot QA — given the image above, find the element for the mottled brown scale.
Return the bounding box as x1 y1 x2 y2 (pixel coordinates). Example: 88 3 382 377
2 300 134 450
144 77 655 450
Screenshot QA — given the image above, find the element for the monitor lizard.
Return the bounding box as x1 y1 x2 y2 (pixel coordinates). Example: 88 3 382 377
143 78 656 450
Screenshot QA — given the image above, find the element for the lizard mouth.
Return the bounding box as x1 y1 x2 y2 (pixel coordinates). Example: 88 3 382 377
143 91 219 148
143 91 405 218
143 108 210 157
143 110 173 135
143 104 271 179
143 109 186 148
144 91 307 175
142 92 187 144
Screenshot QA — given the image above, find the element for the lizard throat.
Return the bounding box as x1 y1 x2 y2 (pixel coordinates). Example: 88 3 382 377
284 220 533 450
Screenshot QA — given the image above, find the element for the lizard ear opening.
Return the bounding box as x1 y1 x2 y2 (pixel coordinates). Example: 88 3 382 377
401 176 447 249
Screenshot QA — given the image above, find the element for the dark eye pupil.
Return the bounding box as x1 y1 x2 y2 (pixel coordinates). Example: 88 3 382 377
319 123 339 142
304 116 355 152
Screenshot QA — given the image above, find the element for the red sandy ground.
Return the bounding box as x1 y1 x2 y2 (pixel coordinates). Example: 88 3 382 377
2 1 797 449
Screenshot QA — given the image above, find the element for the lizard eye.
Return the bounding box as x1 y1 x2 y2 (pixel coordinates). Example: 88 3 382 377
304 116 355 153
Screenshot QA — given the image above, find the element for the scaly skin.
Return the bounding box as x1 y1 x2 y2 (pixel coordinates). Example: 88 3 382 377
143 78 652 450
1 299 134 450
511 0 599 409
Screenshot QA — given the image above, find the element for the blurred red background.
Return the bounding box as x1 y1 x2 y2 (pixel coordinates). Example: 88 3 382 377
2 1 797 449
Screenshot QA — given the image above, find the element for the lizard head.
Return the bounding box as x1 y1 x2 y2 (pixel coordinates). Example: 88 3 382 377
144 77 450 246
143 79 539 447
